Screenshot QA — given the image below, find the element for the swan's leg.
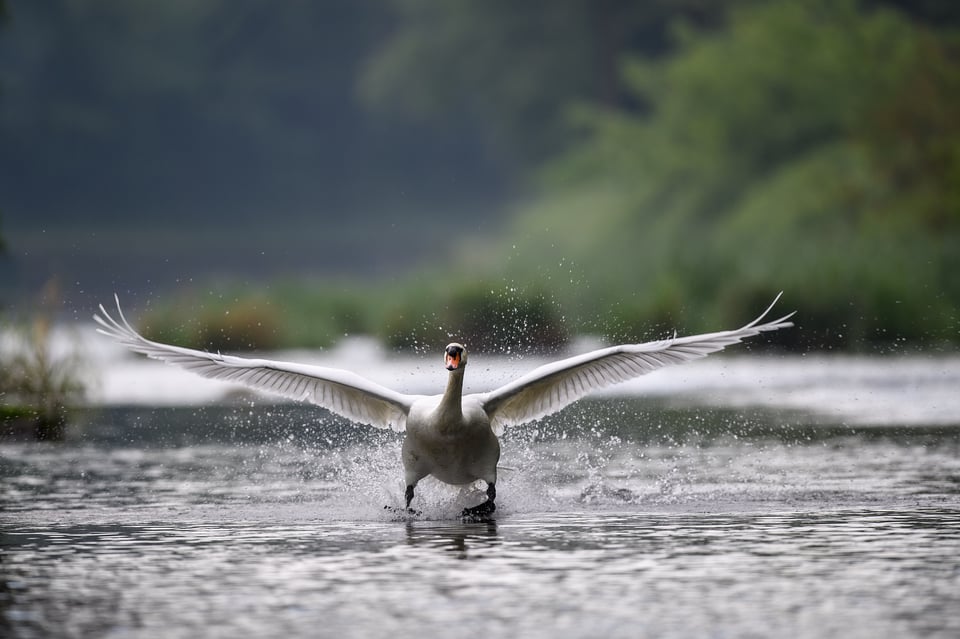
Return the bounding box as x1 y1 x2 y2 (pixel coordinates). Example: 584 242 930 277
402 482 423 515
405 484 415 509
461 482 496 519
383 482 421 517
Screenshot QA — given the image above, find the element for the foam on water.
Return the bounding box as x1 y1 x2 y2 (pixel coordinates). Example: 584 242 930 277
9 400 956 529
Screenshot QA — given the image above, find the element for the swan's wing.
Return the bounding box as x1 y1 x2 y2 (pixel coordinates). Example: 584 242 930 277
94 297 415 432
478 294 794 433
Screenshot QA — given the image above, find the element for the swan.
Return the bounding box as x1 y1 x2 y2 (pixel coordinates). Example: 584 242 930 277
94 294 793 518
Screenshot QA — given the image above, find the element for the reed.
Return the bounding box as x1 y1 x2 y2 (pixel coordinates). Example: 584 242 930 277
0 314 87 440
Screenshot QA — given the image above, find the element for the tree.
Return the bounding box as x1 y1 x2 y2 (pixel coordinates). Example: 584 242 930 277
360 0 745 167
489 0 960 348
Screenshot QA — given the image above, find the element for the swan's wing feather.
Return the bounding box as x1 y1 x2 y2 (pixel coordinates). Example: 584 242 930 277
479 294 794 433
95 297 414 431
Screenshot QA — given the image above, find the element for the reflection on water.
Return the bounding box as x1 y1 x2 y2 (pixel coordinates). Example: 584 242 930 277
2 401 960 638
4 512 959 638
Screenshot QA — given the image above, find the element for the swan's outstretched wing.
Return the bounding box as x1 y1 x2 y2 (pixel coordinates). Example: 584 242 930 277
94 297 415 432
478 294 794 433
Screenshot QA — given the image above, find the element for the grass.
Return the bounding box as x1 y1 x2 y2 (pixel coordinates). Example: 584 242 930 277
1 313 87 440
131 263 960 356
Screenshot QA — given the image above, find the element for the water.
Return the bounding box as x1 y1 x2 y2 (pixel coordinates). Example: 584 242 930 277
3 354 960 638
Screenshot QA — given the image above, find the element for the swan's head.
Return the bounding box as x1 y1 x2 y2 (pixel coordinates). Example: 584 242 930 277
444 343 467 371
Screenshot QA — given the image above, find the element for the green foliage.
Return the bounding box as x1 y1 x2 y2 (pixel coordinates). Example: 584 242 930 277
379 278 568 354
140 276 569 355
487 0 960 350
0 315 87 431
361 0 741 165
140 279 403 351
30 0 959 354
142 294 283 353
141 285 300 352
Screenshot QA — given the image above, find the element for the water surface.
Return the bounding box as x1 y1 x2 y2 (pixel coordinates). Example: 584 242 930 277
3 360 960 638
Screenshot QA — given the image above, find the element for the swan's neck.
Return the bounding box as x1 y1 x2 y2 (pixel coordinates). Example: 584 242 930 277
436 368 465 425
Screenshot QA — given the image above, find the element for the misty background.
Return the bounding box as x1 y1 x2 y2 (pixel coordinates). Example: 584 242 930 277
1 0 958 353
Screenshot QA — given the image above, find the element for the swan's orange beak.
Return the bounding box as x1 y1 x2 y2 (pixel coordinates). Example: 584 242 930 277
445 351 461 371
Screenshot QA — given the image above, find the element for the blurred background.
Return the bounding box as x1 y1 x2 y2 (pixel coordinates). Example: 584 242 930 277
0 0 958 358
5 6 960 634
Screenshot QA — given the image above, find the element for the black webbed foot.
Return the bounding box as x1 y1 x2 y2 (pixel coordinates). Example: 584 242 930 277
460 499 496 522
383 483 421 517
460 481 497 521
384 505 422 518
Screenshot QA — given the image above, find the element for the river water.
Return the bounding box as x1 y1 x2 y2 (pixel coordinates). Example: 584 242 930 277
3 349 960 638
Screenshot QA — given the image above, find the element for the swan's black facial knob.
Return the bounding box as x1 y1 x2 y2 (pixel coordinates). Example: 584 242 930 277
444 343 466 371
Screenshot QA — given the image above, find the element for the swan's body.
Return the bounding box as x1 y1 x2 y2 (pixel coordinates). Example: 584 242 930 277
95 294 794 517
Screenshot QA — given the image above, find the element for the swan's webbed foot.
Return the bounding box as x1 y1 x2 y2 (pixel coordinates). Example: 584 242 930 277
460 500 495 521
460 482 496 522
383 505 422 518
385 483 421 518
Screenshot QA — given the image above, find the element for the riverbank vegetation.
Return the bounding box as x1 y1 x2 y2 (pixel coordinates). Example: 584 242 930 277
2 0 958 354
137 0 959 354
0 314 87 439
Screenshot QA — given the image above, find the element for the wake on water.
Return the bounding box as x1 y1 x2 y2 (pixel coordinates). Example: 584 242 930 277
8 391 957 527
254 400 681 522
228 411 864 523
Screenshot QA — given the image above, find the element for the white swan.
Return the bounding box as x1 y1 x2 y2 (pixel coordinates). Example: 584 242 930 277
94 294 794 517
